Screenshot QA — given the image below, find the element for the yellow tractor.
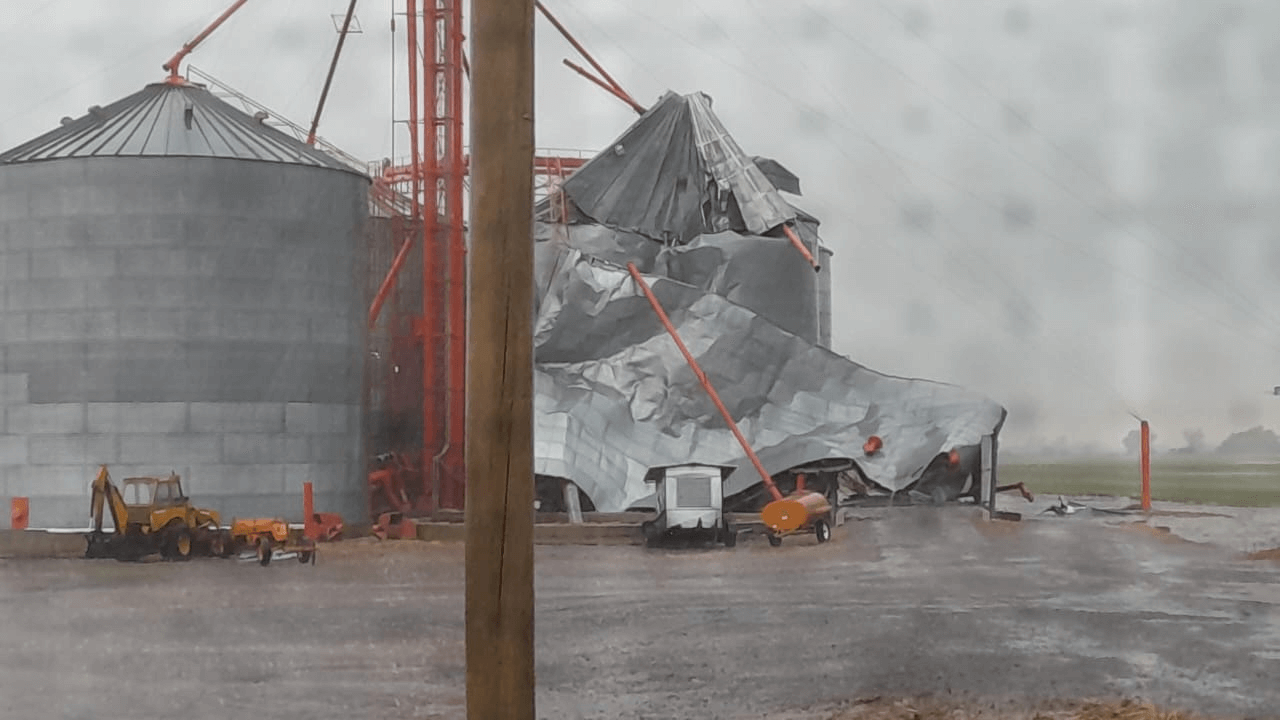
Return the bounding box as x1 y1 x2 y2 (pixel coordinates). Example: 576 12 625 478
85 465 228 562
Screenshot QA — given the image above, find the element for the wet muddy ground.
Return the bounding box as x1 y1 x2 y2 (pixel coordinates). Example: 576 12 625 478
1 502 1277 720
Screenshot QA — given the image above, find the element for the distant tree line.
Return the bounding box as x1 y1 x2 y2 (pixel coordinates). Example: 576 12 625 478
1125 426 1280 457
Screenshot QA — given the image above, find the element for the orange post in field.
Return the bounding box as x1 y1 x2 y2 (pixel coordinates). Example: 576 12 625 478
10 497 29 531
1140 420 1151 512
626 262 784 504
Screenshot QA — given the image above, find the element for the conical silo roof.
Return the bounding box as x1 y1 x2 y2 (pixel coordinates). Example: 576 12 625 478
561 91 796 244
0 82 356 173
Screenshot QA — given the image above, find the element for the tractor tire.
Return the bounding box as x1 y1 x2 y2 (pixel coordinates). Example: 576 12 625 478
641 521 660 548
256 539 272 567
209 531 226 559
164 525 193 561
297 550 313 564
84 534 108 559
218 530 235 558
721 525 737 548
814 519 831 544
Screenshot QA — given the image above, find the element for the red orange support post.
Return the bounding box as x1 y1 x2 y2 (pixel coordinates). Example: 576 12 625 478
443 0 469 509
368 236 414 328
10 497 29 531
561 59 647 114
303 481 315 519
405 0 423 222
413 0 447 510
626 263 783 503
534 0 647 114
1140 420 1151 512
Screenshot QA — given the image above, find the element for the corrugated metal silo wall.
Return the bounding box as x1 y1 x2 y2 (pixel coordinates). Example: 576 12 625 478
0 156 368 527
817 246 833 348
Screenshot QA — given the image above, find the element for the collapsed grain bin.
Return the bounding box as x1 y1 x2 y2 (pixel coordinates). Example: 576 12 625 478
0 81 368 527
532 90 1006 512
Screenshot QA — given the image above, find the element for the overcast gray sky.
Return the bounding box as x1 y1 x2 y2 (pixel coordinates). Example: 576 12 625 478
2 0 1279 453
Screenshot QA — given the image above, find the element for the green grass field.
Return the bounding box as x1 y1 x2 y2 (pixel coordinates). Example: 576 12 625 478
1000 458 1280 508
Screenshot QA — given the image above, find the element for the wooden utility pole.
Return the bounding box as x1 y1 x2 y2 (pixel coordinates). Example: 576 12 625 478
465 0 536 716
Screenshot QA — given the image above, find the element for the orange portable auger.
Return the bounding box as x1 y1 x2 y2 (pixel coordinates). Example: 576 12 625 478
627 263 834 547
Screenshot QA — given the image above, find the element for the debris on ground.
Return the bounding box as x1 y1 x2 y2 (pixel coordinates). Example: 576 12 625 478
1039 496 1133 517
777 696 1210 720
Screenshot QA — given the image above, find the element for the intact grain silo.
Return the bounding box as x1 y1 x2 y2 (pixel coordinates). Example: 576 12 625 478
0 81 368 527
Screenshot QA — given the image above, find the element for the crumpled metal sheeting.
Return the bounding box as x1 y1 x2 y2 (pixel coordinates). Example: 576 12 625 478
533 255 1006 511
533 246 686 364
535 225 822 346
534 223 663 321
535 222 662 273
655 231 820 345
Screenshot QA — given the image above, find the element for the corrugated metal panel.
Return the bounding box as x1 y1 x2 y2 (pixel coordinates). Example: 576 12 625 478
0 83 356 173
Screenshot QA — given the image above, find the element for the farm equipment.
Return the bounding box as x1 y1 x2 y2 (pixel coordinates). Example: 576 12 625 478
640 463 739 547
227 517 316 566
760 476 834 547
84 465 324 566
368 451 422 517
84 465 225 562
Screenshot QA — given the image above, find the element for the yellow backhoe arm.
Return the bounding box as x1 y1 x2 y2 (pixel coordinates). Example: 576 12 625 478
89 465 128 534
